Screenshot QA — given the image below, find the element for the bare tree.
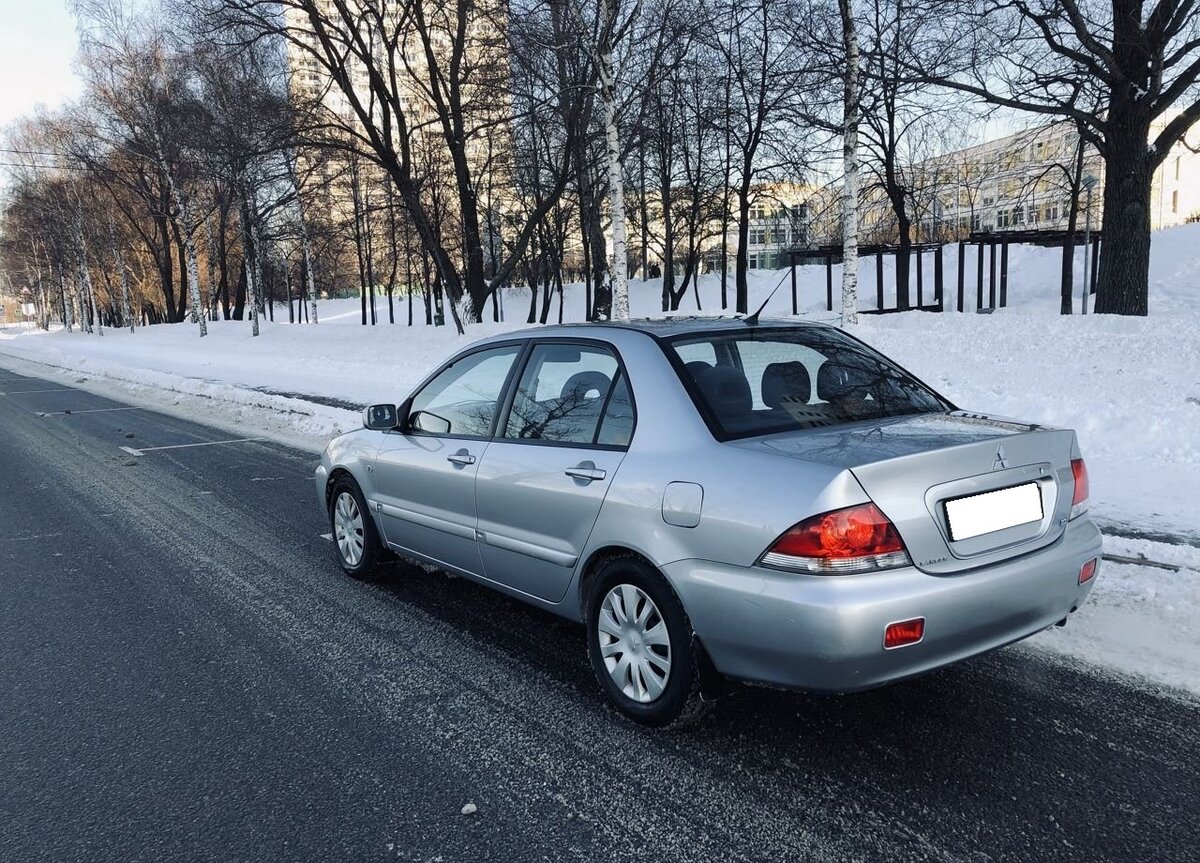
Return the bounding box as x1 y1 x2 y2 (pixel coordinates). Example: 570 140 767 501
209 0 587 329
916 0 1200 315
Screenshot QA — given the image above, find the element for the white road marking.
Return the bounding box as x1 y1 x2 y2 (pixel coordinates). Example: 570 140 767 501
124 437 268 455
0 389 74 395
0 532 63 543
250 476 287 482
320 533 333 542
37 407 142 417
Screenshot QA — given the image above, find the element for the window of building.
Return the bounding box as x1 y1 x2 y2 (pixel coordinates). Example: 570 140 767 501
971 213 982 231
1172 190 1179 214
997 209 1010 228
1175 155 1182 181
748 227 768 245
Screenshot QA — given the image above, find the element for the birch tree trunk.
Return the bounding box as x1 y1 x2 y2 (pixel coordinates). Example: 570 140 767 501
114 237 134 334
598 0 630 321
249 191 267 324
56 261 72 333
205 214 220 321
244 256 259 336
303 243 319 325
76 214 101 336
839 0 860 327
287 153 319 325
159 152 207 336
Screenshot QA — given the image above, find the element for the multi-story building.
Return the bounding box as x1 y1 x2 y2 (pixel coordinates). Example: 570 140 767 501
741 187 810 270
282 1 511 289
806 115 1200 248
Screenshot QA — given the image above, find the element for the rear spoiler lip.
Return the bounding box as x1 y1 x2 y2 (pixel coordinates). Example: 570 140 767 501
947 410 1056 433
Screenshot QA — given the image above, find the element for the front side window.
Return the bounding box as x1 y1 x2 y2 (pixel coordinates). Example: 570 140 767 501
667 327 950 440
408 345 521 437
504 343 632 446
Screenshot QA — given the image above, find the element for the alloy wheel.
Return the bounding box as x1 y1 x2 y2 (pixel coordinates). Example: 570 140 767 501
333 491 365 567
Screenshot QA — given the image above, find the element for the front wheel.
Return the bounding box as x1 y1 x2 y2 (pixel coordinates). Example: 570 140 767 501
329 476 383 578
585 556 708 728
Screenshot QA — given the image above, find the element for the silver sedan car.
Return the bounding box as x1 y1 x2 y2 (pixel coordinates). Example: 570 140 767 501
314 319 1101 726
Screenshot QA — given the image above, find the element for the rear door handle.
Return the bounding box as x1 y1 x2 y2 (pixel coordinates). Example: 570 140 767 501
565 467 606 482
447 453 476 466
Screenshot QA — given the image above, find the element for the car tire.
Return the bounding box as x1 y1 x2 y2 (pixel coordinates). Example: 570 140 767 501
586 555 710 728
329 476 383 579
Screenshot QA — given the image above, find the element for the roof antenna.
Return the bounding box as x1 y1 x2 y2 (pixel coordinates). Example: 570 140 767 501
743 267 792 326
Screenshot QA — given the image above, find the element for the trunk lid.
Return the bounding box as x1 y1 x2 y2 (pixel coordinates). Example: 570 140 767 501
732 411 1078 574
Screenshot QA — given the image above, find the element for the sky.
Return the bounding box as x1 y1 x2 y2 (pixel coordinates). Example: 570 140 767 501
0 0 82 135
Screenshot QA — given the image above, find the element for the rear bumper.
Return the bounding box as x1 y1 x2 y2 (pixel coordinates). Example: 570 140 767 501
662 517 1102 692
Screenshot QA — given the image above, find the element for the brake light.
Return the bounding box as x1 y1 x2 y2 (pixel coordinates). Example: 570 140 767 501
1070 458 1089 519
761 503 910 574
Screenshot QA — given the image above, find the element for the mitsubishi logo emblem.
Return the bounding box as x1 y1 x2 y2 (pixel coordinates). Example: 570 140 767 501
993 445 1009 471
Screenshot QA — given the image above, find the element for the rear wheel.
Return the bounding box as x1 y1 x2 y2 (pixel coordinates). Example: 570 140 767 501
329 476 383 578
586 556 708 728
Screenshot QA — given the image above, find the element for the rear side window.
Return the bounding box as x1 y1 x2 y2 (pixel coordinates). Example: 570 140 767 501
667 327 949 439
504 343 633 446
596 374 634 447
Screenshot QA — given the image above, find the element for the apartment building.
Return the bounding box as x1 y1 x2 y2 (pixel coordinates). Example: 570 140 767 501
283 1 511 265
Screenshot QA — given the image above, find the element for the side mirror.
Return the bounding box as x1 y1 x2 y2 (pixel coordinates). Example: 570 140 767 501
363 403 399 431
410 410 451 435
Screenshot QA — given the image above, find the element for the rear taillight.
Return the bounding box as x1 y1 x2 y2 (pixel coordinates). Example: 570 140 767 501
1070 458 1089 519
760 503 910 574
1079 558 1097 584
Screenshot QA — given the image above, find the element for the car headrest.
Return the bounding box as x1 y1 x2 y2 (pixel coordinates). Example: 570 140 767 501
817 359 879 403
761 361 811 409
684 360 714 378
695 365 752 415
561 370 611 401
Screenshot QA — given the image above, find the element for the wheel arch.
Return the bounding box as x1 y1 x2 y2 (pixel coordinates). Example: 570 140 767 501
325 467 357 513
577 544 668 619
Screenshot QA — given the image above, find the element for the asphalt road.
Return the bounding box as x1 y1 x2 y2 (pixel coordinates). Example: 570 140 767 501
1 363 1196 863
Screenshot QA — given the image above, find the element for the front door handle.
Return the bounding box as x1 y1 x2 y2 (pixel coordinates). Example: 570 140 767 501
565 467 606 482
447 452 476 466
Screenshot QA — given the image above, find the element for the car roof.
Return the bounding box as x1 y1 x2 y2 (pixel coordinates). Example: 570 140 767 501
500 316 835 341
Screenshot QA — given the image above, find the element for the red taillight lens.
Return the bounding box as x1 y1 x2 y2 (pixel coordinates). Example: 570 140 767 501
1079 558 1097 584
1070 458 1089 519
762 503 910 574
884 618 925 649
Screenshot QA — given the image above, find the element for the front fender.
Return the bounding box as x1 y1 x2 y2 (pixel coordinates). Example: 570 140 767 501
315 429 385 520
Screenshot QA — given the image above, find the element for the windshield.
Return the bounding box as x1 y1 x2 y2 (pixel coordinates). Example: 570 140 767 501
666 326 952 439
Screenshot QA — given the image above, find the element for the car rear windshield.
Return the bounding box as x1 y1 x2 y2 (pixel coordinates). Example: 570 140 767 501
665 326 951 439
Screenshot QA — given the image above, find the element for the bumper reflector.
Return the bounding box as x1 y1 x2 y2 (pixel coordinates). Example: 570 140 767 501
884 618 925 650
1079 558 1098 584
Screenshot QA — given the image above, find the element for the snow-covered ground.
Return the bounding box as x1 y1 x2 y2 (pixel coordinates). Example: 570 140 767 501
2 223 1198 698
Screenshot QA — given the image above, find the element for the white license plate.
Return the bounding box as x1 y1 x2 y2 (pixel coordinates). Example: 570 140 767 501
945 482 1043 541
